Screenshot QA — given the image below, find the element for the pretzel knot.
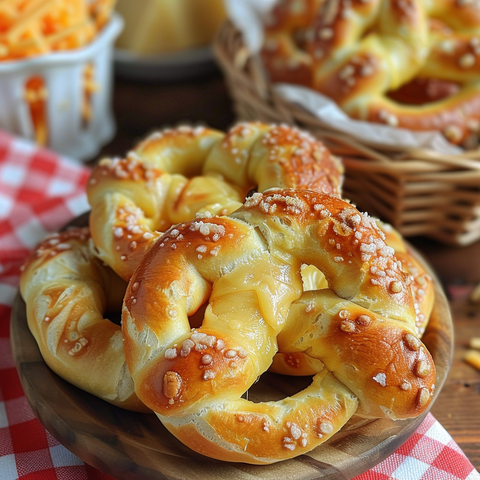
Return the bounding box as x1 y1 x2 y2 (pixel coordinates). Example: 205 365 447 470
19 227 148 412
261 0 480 144
122 188 435 464
87 122 342 280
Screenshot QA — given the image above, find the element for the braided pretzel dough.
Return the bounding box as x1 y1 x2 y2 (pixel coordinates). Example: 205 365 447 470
19 227 148 412
122 188 435 464
261 0 480 144
87 122 343 280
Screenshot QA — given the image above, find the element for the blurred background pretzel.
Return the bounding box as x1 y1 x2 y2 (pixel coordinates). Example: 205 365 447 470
260 0 480 145
260 0 322 87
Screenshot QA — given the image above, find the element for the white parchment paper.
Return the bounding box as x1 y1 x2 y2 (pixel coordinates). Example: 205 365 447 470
224 0 463 155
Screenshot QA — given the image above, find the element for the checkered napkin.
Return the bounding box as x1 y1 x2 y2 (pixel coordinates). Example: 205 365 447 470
0 130 478 480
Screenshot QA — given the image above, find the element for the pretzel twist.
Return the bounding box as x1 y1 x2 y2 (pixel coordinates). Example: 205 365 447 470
87 122 343 280
122 188 435 464
19 227 148 412
261 0 480 144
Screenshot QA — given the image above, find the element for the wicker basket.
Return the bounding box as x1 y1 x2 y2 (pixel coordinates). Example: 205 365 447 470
214 21 480 247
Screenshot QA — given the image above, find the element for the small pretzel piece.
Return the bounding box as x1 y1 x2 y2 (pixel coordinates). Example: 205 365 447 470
464 350 480 372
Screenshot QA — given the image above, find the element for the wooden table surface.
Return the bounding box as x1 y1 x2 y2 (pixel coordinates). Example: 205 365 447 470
91 68 480 471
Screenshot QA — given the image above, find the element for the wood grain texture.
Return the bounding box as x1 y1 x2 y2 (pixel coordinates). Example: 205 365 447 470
10 214 453 480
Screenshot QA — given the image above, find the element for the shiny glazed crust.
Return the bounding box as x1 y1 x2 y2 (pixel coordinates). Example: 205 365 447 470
87 122 343 280
19 227 148 412
122 188 436 464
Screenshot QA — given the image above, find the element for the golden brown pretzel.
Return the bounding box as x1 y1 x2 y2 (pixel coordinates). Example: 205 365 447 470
19 227 148 412
407 6 480 143
122 188 435 464
261 0 480 144
87 122 343 280
262 0 428 103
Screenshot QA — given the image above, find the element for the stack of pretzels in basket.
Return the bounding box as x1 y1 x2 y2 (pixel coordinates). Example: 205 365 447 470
20 121 436 464
260 0 480 146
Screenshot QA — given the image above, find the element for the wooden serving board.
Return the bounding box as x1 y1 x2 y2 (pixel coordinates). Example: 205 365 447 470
9 216 453 480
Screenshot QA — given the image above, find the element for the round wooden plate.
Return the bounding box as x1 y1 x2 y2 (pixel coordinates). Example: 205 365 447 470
10 215 453 480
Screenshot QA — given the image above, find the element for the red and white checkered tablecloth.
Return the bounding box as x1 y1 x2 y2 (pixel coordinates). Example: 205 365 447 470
0 130 479 480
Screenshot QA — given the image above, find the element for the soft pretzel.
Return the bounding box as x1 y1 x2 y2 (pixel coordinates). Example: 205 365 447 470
87 125 238 281
122 188 435 464
87 122 343 280
19 227 149 412
261 0 480 144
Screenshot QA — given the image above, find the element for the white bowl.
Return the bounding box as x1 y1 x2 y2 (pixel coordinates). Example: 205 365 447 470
0 14 123 162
